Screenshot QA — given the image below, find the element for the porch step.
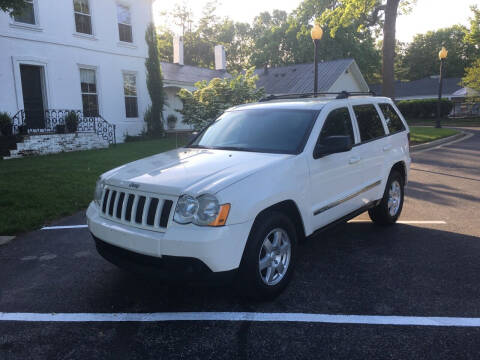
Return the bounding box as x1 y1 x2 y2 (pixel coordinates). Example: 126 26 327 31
3 133 109 159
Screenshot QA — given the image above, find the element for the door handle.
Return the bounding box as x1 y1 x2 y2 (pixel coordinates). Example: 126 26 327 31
383 144 393 152
349 156 361 164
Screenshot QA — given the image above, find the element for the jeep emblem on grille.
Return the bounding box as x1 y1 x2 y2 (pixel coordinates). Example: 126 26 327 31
128 182 140 189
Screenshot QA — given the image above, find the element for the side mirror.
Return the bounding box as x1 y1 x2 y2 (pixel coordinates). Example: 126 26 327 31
314 135 353 159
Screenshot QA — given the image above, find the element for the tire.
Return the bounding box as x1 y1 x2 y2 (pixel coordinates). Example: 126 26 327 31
236 211 297 300
368 170 404 225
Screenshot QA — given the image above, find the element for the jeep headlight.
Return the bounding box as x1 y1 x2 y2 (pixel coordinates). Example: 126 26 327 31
174 195 199 224
174 194 230 227
94 178 105 206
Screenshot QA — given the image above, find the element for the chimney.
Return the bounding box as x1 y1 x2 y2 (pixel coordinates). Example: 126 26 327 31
214 45 226 70
173 35 184 66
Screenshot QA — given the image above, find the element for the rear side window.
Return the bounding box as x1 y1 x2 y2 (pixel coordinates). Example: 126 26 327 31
319 107 354 143
379 103 406 134
353 104 385 142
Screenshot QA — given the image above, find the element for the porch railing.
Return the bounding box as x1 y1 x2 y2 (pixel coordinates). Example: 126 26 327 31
12 109 116 144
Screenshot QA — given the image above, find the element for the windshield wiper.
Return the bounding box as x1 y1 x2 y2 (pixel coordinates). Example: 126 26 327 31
187 145 211 149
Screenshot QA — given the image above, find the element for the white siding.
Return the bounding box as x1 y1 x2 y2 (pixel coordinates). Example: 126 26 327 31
0 0 153 141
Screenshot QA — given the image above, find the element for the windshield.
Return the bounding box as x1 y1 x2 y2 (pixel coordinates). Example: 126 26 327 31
189 109 318 154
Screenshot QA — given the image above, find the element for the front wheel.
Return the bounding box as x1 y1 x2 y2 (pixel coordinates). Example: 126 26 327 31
237 211 297 300
368 170 404 225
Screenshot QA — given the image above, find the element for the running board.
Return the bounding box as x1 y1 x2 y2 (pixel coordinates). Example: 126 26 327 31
308 200 381 239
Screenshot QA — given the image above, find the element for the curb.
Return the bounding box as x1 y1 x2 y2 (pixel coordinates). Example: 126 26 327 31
410 131 466 152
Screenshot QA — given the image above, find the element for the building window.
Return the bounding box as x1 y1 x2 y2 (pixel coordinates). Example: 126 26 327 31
80 68 99 117
73 0 92 35
123 73 138 118
13 0 36 25
117 4 132 43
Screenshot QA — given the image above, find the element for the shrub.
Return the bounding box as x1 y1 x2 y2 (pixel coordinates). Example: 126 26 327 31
65 111 79 133
396 99 453 119
167 114 177 129
143 105 162 136
0 112 13 136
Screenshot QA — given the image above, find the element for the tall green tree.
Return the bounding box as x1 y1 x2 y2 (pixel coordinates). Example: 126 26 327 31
321 0 416 98
156 26 174 62
0 0 25 15
145 23 165 135
463 59 480 91
157 1 253 72
398 26 477 80
464 5 480 48
249 1 381 82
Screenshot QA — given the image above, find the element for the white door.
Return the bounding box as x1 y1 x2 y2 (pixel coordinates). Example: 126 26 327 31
307 106 365 231
350 103 388 203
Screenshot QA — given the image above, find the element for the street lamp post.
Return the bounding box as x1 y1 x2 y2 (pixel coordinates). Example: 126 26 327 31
311 24 323 95
436 46 448 128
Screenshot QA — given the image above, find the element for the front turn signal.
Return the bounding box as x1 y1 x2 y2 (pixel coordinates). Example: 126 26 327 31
209 204 231 227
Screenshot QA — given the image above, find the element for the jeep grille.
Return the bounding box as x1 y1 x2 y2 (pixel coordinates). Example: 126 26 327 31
100 186 174 232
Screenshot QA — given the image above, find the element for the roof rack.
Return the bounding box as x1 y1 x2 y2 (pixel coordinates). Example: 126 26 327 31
258 90 376 102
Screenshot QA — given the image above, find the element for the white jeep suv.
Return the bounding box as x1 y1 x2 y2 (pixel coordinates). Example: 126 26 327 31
87 94 410 298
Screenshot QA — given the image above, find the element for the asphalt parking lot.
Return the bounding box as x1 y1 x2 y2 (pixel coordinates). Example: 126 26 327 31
1 128 480 359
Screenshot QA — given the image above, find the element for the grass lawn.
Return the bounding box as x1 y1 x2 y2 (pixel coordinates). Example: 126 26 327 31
0 138 184 235
409 126 459 145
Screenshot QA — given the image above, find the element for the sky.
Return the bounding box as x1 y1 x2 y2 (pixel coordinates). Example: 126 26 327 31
153 0 480 43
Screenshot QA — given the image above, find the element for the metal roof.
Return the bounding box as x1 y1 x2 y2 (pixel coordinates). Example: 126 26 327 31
160 62 229 85
369 77 463 99
254 59 355 95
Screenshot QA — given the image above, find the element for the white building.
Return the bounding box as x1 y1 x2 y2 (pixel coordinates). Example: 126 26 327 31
0 0 154 142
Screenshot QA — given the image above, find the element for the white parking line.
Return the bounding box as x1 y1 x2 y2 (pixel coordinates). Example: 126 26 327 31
41 225 88 230
1 312 479 327
348 220 446 224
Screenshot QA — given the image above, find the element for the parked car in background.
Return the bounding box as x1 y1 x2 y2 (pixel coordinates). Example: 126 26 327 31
87 92 411 299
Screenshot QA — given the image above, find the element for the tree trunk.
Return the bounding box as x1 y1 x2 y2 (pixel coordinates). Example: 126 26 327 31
382 0 400 98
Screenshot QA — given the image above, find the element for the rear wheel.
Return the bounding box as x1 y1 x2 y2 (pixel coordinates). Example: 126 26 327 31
237 211 297 300
368 170 404 225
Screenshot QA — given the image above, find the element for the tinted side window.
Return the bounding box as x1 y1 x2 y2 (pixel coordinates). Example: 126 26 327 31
379 103 406 134
353 104 385 142
319 107 354 143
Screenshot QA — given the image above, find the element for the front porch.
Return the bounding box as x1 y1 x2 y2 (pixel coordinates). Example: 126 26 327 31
2 109 116 159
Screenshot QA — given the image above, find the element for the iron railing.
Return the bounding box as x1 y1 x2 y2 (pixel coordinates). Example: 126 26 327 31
12 109 116 144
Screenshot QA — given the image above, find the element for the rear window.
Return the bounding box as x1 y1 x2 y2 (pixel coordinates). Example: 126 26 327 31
379 103 406 134
353 104 385 142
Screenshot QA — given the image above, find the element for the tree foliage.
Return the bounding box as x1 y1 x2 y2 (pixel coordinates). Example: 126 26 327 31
177 68 264 130
157 1 252 72
464 6 480 48
249 2 381 82
157 0 381 80
320 0 416 97
397 26 478 80
0 0 25 15
145 23 166 135
463 59 480 91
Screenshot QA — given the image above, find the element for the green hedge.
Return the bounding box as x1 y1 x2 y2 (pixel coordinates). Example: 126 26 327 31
396 99 453 119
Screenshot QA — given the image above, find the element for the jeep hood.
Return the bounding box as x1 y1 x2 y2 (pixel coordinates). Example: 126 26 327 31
102 147 292 196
